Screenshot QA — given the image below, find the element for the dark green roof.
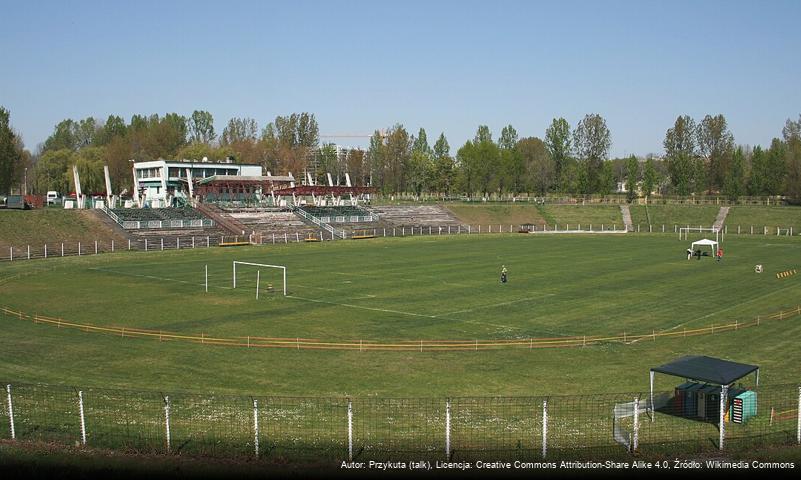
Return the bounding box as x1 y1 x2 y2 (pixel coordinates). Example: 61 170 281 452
651 356 758 385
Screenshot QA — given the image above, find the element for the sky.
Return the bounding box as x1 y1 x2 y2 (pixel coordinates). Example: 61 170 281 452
1 0 800 158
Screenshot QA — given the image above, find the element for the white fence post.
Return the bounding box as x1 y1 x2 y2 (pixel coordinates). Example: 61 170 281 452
62 243 64 256
78 390 87 445
9 247 12 262
145 239 148 251
348 398 353 461
111 240 114 252
797 386 801 445
633 397 639 453
78 242 81 256
94 240 98 255
161 238 164 251
128 239 131 251
253 398 259 457
44 244 47 258
542 399 548 458
445 398 451 460
164 395 171 452
5 384 14 440
27 245 30 260
719 385 728 450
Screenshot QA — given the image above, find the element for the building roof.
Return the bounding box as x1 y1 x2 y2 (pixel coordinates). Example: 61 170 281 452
197 175 294 185
272 185 376 196
651 356 758 385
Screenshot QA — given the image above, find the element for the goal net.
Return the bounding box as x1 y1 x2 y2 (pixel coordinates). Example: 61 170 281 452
232 261 287 296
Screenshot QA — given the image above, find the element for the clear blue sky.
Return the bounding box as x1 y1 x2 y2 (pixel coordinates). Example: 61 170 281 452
1 0 800 157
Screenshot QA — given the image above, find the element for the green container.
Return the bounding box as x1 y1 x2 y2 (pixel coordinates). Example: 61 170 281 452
731 390 757 424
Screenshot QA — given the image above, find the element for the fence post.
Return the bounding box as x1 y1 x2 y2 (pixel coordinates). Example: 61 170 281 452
27 245 30 260
445 398 451 460
44 244 47 258
128 239 131 251
78 390 87 445
797 386 801 445
9 247 12 261
94 241 98 255
719 385 728 450
177 238 180 250
145 239 148 251
78 242 81 256
164 395 171 452
542 399 548 458
253 399 259 457
632 396 639 453
161 238 164 251
347 398 354 461
5 385 14 440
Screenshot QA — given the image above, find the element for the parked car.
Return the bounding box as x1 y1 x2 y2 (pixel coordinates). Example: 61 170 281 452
46 191 62 206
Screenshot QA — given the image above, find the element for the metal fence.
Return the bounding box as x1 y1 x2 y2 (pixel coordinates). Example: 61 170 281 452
1 382 798 461
1 222 798 262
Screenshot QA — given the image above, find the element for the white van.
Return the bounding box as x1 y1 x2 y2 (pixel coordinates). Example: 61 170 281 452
46 191 62 205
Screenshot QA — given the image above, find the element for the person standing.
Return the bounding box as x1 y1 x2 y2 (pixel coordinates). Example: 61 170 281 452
717 247 723 262
500 265 508 284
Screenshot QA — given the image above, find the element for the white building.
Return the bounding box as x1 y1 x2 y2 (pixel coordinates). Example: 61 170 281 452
132 158 262 207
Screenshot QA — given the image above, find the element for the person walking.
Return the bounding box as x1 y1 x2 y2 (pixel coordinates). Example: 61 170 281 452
500 265 508 284
717 247 723 262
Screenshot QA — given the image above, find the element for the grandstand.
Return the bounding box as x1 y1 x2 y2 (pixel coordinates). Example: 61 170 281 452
106 206 213 230
365 204 464 227
297 205 376 224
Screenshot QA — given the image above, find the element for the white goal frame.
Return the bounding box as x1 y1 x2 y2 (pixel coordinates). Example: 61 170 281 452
679 226 721 243
233 261 287 296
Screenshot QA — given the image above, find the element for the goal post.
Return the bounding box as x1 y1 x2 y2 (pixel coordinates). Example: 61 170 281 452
679 226 721 243
233 261 287 296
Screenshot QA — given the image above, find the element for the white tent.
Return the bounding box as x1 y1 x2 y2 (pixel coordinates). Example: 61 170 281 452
689 238 718 256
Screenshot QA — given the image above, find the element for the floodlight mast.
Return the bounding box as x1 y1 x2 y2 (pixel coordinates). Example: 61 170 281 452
232 261 287 296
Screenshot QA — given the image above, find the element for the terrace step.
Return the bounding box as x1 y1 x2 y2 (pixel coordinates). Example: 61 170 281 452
620 205 633 231
713 206 730 230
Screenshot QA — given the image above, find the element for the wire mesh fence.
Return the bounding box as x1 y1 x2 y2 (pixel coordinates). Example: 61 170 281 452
1 381 798 462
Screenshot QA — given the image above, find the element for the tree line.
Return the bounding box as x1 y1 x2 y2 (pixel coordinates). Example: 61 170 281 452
1 106 800 201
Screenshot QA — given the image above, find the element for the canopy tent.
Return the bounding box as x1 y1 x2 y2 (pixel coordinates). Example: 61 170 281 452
648 356 759 447
690 238 718 254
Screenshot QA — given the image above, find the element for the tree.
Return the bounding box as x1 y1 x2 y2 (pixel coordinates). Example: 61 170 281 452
433 133 450 159
366 130 385 190
474 125 492 144
641 157 659 199
764 138 787 195
663 115 697 195
42 119 79 152
0 107 23 193
572 114 611 194
723 146 745 201
384 125 412 193
412 128 431 155
498 125 518 150
544 118 571 185
747 145 767 195
598 161 615 197
95 115 127 146
220 117 258 146
516 137 553 195
188 110 216 144
34 149 72 194
697 114 734 192
783 115 801 200
625 155 639 202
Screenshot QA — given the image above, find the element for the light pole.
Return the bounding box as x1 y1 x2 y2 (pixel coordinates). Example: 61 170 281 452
24 167 27 196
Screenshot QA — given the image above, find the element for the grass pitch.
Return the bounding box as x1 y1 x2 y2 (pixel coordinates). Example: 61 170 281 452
1 233 800 397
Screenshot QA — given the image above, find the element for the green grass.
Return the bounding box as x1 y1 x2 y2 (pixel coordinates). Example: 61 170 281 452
725 206 801 231
0 209 125 250
540 205 622 226
629 205 722 227
1 233 800 397
446 204 546 225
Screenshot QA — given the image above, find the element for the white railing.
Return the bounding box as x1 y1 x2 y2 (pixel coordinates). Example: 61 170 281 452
101 206 215 230
294 207 346 239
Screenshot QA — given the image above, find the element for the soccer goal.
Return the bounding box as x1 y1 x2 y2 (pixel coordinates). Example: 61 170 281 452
679 226 721 242
232 261 287 296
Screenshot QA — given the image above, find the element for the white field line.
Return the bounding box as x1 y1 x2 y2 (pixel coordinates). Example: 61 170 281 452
285 295 440 319
88 267 234 290
435 294 556 317
629 281 801 344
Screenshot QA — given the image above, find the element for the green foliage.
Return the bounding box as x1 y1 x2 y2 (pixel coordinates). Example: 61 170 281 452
187 110 216 144
498 125 518 150
625 155 639 202
516 137 553 195
572 114 611 194
723 146 745 201
34 149 72 193
641 157 658 198
0 106 22 193
697 114 735 192
664 115 697 195
783 115 801 200
544 118 571 184
474 125 492 143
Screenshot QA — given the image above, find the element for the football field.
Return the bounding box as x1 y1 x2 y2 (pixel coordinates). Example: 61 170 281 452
1 232 800 396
